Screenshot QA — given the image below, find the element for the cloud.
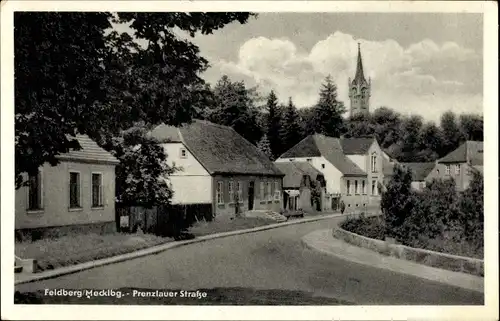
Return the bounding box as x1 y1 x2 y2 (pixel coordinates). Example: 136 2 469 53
202 31 482 122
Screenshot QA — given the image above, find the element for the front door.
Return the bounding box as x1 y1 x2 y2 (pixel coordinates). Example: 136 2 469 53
248 181 255 210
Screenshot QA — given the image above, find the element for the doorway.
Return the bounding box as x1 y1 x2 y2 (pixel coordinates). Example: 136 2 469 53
248 181 255 210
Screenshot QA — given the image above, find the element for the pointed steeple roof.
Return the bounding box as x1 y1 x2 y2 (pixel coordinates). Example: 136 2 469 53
352 43 367 86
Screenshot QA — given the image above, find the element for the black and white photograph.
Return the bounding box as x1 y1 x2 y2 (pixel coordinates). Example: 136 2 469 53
1 1 498 320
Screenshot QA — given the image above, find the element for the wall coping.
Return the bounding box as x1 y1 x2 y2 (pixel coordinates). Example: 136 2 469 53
332 225 484 277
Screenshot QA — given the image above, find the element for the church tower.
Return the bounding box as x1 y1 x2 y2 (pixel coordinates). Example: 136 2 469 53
348 43 371 117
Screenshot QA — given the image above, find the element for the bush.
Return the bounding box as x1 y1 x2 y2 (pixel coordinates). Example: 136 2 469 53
341 216 385 240
377 167 484 258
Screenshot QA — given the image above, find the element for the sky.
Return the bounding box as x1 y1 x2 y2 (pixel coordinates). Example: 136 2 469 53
115 12 483 123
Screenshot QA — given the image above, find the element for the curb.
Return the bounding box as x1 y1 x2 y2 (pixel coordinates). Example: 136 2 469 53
15 213 344 286
301 229 484 293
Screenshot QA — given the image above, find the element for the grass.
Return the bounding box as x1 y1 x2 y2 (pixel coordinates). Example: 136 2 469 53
15 217 281 273
14 287 352 305
15 233 173 272
188 217 274 237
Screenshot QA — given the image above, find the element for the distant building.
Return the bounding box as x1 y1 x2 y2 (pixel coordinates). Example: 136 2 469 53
274 161 326 213
426 141 483 191
150 120 285 219
348 43 371 118
15 135 119 240
400 162 436 191
276 134 385 213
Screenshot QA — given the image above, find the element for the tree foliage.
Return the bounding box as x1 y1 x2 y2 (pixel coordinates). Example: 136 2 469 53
279 97 303 153
15 12 255 195
381 164 415 239
203 75 262 144
265 91 283 159
310 76 346 137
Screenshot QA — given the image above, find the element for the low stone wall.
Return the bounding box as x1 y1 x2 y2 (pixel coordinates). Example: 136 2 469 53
332 226 484 277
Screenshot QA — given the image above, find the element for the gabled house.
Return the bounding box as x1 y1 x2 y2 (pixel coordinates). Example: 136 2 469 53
426 141 483 191
150 120 285 219
15 135 119 240
276 134 383 213
401 162 436 191
274 161 326 213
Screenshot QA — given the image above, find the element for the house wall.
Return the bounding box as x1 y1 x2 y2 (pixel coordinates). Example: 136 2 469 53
425 162 474 191
15 161 116 230
161 142 212 205
275 156 343 197
340 177 375 212
212 175 283 219
411 181 426 191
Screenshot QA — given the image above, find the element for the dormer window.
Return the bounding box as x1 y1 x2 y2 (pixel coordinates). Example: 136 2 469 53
180 148 187 159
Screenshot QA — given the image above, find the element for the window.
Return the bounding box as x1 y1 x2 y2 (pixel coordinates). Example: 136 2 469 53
260 181 265 200
28 169 43 210
69 172 81 208
237 181 243 202
454 164 460 175
91 173 103 208
346 180 351 195
354 180 359 195
371 153 377 173
321 164 325 169
371 180 377 195
180 148 187 158
216 181 224 205
445 165 450 175
306 158 312 162
362 180 366 194
267 182 272 201
228 181 234 202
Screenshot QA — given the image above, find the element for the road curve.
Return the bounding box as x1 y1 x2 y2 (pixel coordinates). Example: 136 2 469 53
15 217 483 305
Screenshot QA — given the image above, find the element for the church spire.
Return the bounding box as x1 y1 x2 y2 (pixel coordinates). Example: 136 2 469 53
353 43 367 85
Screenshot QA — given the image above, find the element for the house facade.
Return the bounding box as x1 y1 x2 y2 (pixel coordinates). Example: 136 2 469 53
150 120 284 219
274 161 326 213
15 135 119 239
276 134 384 213
426 141 483 191
400 162 436 191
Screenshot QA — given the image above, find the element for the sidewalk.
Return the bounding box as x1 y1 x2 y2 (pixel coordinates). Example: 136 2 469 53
302 229 484 293
15 212 344 286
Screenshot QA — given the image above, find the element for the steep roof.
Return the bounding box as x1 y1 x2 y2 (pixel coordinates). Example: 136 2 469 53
275 162 323 189
279 134 366 176
439 141 483 164
401 162 436 181
351 43 368 86
150 120 284 176
341 137 375 155
56 135 119 165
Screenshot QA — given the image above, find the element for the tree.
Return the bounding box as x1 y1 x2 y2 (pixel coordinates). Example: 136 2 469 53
398 115 424 161
459 114 483 141
256 134 273 159
311 76 346 137
417 122 443 161
103 126 175 208
440 111 465 156
279 97 303 152
265 91 283 159
15 12 256 189
372 107 402 149
381 164 415 240
344 113 375 138
204 75 262 144
458 171 483 242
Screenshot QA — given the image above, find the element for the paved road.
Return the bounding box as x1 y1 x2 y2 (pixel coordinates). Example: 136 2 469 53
15 217 483 305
